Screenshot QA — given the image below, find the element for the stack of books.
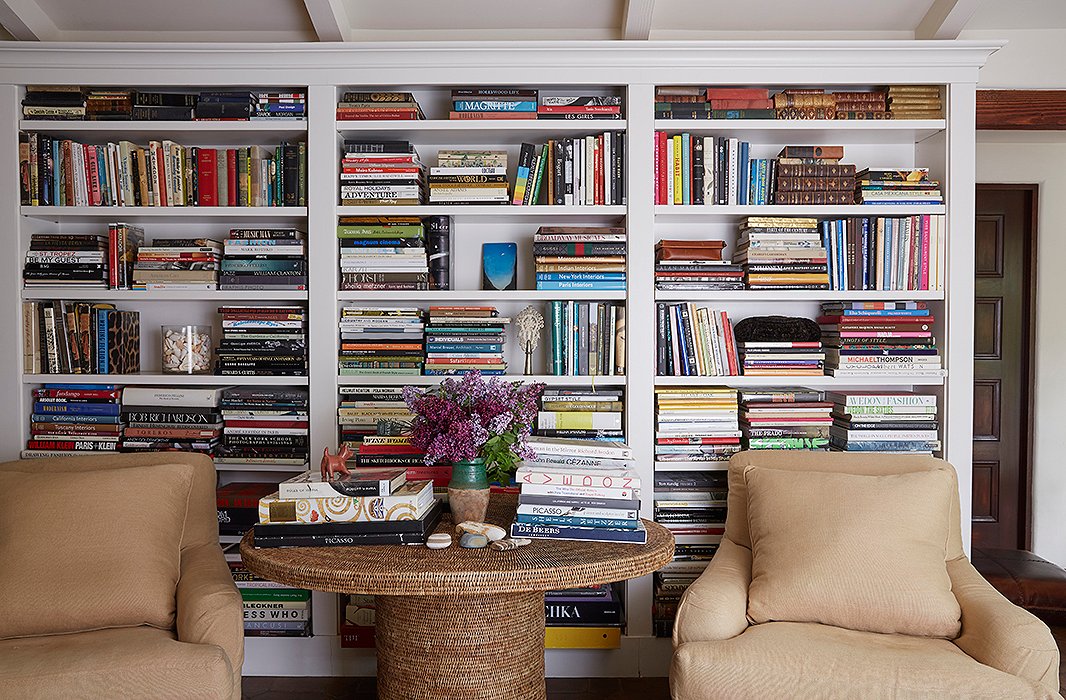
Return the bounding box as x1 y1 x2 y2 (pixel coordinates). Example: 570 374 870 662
655 303 740 377
337 217 428 291
537 390 623 443
85 89 133 120
336 91 425 121
225 547 313 638
740 338 825 377
339 140 425 206
544 584 625 649
511 437 646 544
654 86 707 119
709 87 773 119
772 146 854 205
538 95 622 121
653 476 727 537
739 388 832 450
822 215 945 291
819 302 944 380
132 238 221 291
21 86 84 120
216 305 308 376
23 233 110 289
654 388 741 465
337 386 414 450
832 90 889 120
513 133 625 206
221 228 307 291
655 133 767 205
886 86 943 119
546 301 626 377
22 301 140 375
654 239 743 291
534 226 626 291
338 307 425 377
737 217 829 290
253 92 306 121
854 167 943 205
217 482 277 537
773 89 836 120
253 471 441 547
429 150 509 205
131 92 196 121
218 387 310 467
24 384 123 457
828 391 940 454
449 88 537 120
653 513 723 637
355 435 450 494
194 91 257 121
423 306 508 376
119 386 222 455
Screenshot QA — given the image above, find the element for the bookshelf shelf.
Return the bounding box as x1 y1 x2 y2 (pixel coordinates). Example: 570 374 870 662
654 461 729 473
21 206 309 223
19 119 307 144
337 374 627 387
653 119 945 144
336 290 627 302
654 204 947 221
21 373 309 386
654 375 946 387
215 461 310 473
336 205 626 220
21 289 309 302
653 290 945 302
338 119 628 144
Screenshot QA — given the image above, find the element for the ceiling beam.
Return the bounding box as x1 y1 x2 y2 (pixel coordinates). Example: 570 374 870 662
303 0 351 42
0 0 60 41
622 0 656 40
915 0 980 40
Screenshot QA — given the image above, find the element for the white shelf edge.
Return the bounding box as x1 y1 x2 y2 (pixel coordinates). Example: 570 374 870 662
654 461 730 472
654 118 945 131
22 289 309 301
654 375 946 387
22 374 309 386
337 290 626 302
337 374 626 386
20 119 307 132
654 204 946 217
337 205 627 217
654 290 944 302
21 206 308 219
338 119 627 132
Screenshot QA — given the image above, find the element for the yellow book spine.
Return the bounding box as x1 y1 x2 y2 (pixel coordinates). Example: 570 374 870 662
672 135 683 205
544 626 622 649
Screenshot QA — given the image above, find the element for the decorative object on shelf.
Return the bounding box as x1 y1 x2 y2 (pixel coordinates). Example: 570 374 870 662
403 371 545 523
320 443 355 481
459 532 490 549
490 537 531 551
456 521 507 542
481 242 518 291
732 315 821 343
515 305 545 376
426 533 452 549
161 325 212 374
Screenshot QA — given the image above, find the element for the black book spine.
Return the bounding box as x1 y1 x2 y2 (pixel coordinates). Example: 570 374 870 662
656 302 667 376
617 132 626 206
544 600 623 626
692 137 704 205
282 144 299 207
423 215 451 290
553 140 565 206
679 305 698 375
717 137 727 205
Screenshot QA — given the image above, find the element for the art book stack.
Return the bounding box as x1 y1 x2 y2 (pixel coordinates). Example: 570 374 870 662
655 239 743 291
828 392 940 454
23 384 123 457
338 307 425 376
22 231 130 290
130 91 197 121
428 150 509 205
337 217 428 291
737 217 829 290
655 86 774 120
544 584 625 649
546 301 626 377
511 437 646 544
423 306 508 376
133 238 221 291
739 339 825 377
225 547 312 638
819 302 944 380
512 132 626 206
739 388 832 450
119 386 222 455
537 388 624 443
250 92 306 121
773 146 855 205
654 387 741 465
221 228 307 291
886 86 943 120
449 88 537 120
336 91 425 121
22 301 140 375
217 387 310 467
538 95 622 121
655 303 739 377
216 306 307 376
534 226 626 291
821 215 944 291
854 167 943 205
339 140 426 206
217 483 276 537
337 386 414 450
831 90 889 120
21 85 84 120
355 436 451 494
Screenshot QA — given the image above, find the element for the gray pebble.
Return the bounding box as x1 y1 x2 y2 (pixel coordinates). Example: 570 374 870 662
459 532 490 549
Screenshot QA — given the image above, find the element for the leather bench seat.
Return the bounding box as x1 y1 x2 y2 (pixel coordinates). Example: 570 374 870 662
973 548 1066 623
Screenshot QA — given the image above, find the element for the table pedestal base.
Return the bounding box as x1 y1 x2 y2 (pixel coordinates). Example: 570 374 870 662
376 591 546 700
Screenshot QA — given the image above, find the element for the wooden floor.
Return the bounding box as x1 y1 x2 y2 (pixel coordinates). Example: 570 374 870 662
244 625 1066 699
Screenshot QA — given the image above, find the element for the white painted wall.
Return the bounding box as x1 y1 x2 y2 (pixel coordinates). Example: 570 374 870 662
962 28 1066 88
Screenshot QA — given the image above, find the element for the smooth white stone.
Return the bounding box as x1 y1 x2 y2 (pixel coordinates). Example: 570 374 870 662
455 521 507 541
426 533 452 549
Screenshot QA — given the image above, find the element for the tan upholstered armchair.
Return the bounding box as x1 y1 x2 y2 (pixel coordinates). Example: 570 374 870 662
0 453 243 699
671 451 1062 699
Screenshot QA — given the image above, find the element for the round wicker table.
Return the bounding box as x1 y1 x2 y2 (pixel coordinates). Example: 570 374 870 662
240 493 674 700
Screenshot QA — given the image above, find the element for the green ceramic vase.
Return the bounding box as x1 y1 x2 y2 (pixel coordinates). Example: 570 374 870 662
448 458 490 524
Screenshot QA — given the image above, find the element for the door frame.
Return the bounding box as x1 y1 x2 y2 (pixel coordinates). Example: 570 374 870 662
974 183 1038 549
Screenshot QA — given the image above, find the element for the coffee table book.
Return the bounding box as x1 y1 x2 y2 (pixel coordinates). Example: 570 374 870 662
278 466 406 498
252 500 444 548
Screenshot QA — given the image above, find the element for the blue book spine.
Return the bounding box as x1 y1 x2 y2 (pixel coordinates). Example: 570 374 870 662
52 140 61 205
681 133 691 204
884 219 894 291
515 513 641 530
509 521 648 544
821 221 832 290
43 383 118 390
425 343 502 353
422 326 503 334
860 217 870 290
738 141 750 205
549 300 561 376
837 309 931 317
31 413 122 424
837 220 846 290
536 272 626 281
33 402 122 415
96 308 109 374
453 100 537 112
536 281 626 291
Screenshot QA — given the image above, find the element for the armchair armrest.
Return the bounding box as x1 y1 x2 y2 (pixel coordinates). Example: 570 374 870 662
177 543 245 699
673 537 752 646
949 557 1060 694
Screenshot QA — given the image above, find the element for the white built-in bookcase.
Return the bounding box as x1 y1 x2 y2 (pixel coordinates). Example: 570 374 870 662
0 41 998 677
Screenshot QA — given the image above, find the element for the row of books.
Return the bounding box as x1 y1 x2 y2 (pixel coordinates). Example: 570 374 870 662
18 134 307 207
535 226 626 291
537 388 625 443
337 216 451 291
546 301 625 377
23 301 140 375
822 215 944 291
654 85 941 120
225 548 312 638
22 87 305 121
655 303 739 377
340 140 426 206
514 133 626 206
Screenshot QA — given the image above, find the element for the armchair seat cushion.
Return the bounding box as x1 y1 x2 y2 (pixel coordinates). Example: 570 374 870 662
670 621 1060 700
0 625 233 700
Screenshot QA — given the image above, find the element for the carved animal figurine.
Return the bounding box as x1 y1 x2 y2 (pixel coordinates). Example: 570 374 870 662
320 444 354 481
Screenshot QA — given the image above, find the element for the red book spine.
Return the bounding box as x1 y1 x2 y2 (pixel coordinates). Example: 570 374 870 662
154 145 168 207
62 140 74 206
654 132 661 205
594 135 604 206
107 223 118 289
197 150 217 206
657 131 669 205
227 149 237 206
721 310 740 375
920 215 931 290
85 145 100 206
708 99 773 110
706 88 770 100
537 105 621 114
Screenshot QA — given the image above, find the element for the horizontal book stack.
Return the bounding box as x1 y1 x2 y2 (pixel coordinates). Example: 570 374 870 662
773 89 836 120
538 95 622 121
546 301 626 377
538 389 625 442
819 302 945 380
832 90 888 120
655 303 739 377
773 146 854 205
336 91 425 121
740 339 825 377
822 215 944 291
654 472 727 537
23 301 140 375
534 226 626 291
133 237 220 291
216 305 307 376
24 384 123 457
886 86 943 120
655 239 743 292
654 387 741 465
193 91 255 121
855 167 943 205
337 217 428 291
338 307 425 376
340 140 426 206
355 436 450 492
21 86 84 120
221 228 307 291
652 495 724 637
512 437 646 544
828 391 940 454
429 150 508 205
654 86 775 120
251 92 306 121
119 386 222 455
225 548 313 638
544 584 624 649
739 388 832 450
449 88 537 120
130 92 197 121
513 132 625 206
84 89 132 120
217 482 277 536
738 217 829 290
424 306 508 376
23 232 108 289
337 386 413 450
217 387 309 467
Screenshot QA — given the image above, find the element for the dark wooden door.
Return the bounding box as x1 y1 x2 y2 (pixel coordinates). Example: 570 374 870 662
972 185 1036 549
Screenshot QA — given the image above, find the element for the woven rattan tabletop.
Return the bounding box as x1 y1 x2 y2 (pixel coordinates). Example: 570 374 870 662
240 493 675 596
